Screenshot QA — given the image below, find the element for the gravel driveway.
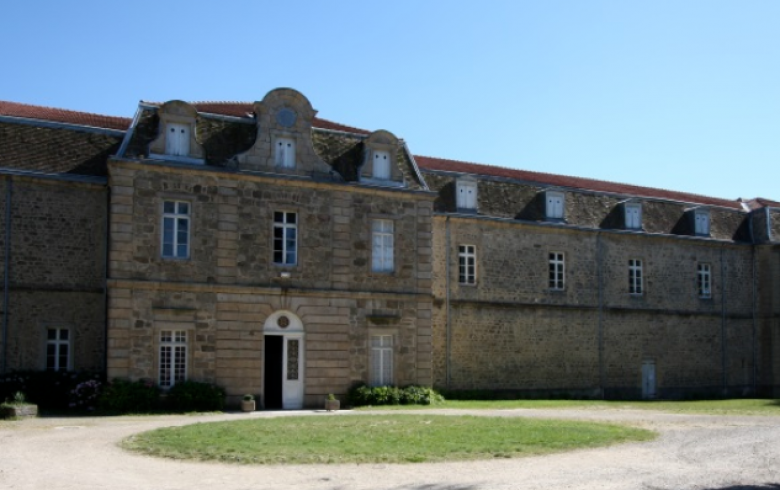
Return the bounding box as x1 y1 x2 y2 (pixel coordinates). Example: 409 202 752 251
1 407 778 490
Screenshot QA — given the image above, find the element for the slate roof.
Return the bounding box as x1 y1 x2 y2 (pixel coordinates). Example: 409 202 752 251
415 155 744 210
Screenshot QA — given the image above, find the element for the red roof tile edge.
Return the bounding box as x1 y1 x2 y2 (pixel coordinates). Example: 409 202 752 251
0 101 131 131
414 155 743 210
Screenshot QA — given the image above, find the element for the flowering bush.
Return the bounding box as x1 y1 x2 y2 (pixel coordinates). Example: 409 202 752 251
69 379 102 411
0 371 103 410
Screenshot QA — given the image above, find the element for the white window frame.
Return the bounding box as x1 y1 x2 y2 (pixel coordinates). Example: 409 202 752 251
165 122 191 157
159 330 187 389
273 211 298 266
456 179 478 210
629 259 643 295
549 252 565 290
698 263 712 298
625 203 642 230
694 210 710 236
458 245 477 285
546 191 565 219
372 150 391 180
370 334 393 386
46 327 71 371
274 136 296 168
371 219 394 273
161 200 190 259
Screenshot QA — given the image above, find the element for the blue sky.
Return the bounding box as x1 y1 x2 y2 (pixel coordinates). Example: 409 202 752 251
3 1 778 201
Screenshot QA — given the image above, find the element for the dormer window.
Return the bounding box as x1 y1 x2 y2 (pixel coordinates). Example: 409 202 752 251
694 209 710 236
456 179 477 211
165 123 191 156
625 203 642 230
545 191 565 219
275 137 295 168
372 150 391 180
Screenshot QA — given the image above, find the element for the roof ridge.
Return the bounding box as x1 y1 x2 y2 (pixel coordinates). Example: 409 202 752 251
0 100 130 131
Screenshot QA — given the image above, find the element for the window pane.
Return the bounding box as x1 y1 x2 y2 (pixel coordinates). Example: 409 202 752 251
60 329 69 340
178 202 189 215
164 201 175 213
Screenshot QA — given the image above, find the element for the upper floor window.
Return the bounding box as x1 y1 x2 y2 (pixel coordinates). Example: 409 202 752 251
273 211 297 265
372 150 391 180
159 330 187 389
371 219 394 273
628 259 643 295
549 252 565 290
625 203 642 230
370 334 393 386
165 123 191 157
697 263 712 298
546 191 565 219
162 201 190 259
274 137 296 168
46 327 70 371
458 245 477 285
694 210 710 236
456 179 477 210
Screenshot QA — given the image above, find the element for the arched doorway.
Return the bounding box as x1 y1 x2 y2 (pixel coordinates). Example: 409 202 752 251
263 311 305 409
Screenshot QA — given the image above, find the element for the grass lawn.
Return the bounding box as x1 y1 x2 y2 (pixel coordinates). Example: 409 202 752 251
360 398 780 415
122 414 654 464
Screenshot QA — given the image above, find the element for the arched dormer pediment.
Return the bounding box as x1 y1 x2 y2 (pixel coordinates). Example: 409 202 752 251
148 100 205 164
237 88 332 176
360 129 404 186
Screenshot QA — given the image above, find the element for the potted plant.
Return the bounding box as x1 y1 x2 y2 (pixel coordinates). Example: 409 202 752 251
324 393 340 412
241 394 255 412
0 392 38 419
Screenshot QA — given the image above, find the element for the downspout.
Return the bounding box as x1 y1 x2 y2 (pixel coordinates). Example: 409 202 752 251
102 185 110 374
2 178 12 374
597 231 604 399
720 244 727 395
445 216 451 388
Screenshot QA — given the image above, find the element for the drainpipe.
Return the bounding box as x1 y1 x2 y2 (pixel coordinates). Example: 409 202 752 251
2 178 12 374
445 216 451 388
720 244 727 395
102 186 110 374
596 232 604 399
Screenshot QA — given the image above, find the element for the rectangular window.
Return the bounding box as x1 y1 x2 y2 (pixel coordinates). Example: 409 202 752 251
371 219 394 272
372 150 391 180
698 263 712 298
46 328 70 371
625 203 642 229
370 335 393 386
162 200 190 258
159 330 187 389
546 191 565 219
549 252 565 290
274 137 296 168
165 123 190 156
695 211 710 236
456 180 477 210
458 245 477 284
273 211 297 265
629 259 643 295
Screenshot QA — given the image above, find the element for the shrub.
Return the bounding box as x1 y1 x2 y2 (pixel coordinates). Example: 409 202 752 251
69 379 103 411
347 383 444 407
0 371 103 410
166 381 225 412
98 378 160 413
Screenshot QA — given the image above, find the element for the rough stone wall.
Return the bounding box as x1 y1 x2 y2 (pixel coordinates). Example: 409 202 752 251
107 160 434 406
769 209 780 242
755 244 780 395
431 214 758 397
0 177 106 372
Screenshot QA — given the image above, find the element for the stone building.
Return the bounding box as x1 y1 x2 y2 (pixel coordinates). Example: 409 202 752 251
0 89 778 405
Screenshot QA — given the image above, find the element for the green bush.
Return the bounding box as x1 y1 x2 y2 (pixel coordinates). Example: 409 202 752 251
166 381 225 412
0 370 103 410
98 378 160 413
347 384 444 407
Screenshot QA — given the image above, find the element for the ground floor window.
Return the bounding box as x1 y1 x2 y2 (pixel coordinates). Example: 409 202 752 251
370 335 393 386
159 330 187 388
46 327 70 371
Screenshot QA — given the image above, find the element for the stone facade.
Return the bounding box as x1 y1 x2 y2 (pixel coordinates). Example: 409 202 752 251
1 89 779 404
